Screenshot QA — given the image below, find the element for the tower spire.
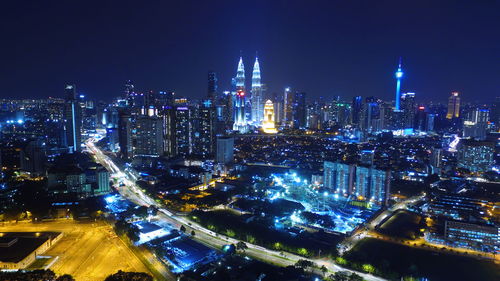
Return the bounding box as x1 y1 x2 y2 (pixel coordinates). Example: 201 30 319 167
394 57 404 111
236 55 245 89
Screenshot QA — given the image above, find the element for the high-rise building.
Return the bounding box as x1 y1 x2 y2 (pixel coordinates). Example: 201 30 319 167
430 147 442 175
118 110 133 160
351 96 363 127
216 137 234 165
324 161 390 205
251 57 263 125
262 100 278 134
208 71 218 103
292 92 306 129
158 107 175 157
20 139 46 176
135 114 163 157
446 92 461 119
323 161 355 194
491 97 500 129
400 92 416 128
63 85 82 153
394 58 404 111
414 106 428 131
283 87 293 127
457 139 494 172
193 100 215 157
463 108 489 140
363 97 381 133
174 105 192 156
355 166 390 205
233 57 247 132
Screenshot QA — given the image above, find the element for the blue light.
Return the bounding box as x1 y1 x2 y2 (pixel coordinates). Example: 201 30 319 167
396 70 403 78
105 195 116 204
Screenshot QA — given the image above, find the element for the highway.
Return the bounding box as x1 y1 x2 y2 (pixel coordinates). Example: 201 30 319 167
86 140 386 281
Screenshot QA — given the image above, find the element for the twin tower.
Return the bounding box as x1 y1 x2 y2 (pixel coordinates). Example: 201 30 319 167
233 56 264 129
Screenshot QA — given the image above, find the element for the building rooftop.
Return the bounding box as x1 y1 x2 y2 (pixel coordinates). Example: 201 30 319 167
0 232 59 263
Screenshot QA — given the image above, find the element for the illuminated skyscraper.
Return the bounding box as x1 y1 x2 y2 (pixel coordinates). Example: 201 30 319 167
262 100 277 134
63 84 82 153
235 56 245 91
463 108 489 140
446 92 461 119
283 87 293 126
351 96 362 127
118 110 133 160
251 56 263 125
394 58 404 111
401 92 416 128
174 105 192 156
292 92 306 129
323 161 355 194
135 114 163 157
233 57 247 131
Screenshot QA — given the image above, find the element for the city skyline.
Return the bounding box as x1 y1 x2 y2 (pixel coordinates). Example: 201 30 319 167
0 1 499 102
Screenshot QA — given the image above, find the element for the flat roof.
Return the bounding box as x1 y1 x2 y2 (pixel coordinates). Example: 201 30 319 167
0 232 60 263
135 222 162 234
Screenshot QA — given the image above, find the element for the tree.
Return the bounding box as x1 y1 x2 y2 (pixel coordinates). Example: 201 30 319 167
294 259 314 269
236 241 248 252
104 270 153 281
320 265 328 276
349 273 364 281
180 225 187 232
56 274 75 281
191 230 195 236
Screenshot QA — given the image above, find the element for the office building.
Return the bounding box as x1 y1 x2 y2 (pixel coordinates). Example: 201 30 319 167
283 87 293 127
446 92 461 119
400 92 416 128
63 85 82 153
20 139 46 176
216 137 234 165
292 92 306 129
463 108 489 140
193 100 215 157
118 110 133 160
351 96 363 127
135 114 163 157
445 221 499 253
457 139 495 172
208 71 218 103
174 105 192 156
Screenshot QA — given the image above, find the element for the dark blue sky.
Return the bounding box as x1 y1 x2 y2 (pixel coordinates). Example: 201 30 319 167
0 0 499 103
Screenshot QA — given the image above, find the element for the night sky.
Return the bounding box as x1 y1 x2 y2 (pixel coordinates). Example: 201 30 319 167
0 0 499 103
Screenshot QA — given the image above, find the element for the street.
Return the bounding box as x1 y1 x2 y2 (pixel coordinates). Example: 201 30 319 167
87 140 386 281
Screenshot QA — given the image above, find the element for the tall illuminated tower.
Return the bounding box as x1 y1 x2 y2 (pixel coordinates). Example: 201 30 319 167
251 56 263 124
394 58 404 111
233 56 247 131
236 56 245 91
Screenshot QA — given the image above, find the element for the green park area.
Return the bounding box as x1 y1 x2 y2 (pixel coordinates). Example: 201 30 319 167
344 238 500 281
